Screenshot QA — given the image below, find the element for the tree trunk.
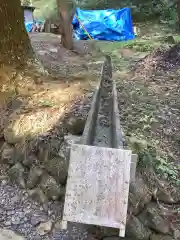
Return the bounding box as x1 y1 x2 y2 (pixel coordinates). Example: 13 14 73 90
177 0 180 30
0 0 34 67
56 0 75 50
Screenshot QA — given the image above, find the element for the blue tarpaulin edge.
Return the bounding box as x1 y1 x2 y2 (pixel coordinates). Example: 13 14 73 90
24 20 44 32
72 8 135 41
25 22 34 32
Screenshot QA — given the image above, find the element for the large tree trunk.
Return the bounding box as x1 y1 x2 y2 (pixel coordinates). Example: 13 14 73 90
177 0 180 30
57 0 75 50
0 0 34 67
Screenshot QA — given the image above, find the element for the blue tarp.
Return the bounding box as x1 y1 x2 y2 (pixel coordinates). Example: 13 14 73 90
24 20 44 32
72 8 135 41
25 22 34 32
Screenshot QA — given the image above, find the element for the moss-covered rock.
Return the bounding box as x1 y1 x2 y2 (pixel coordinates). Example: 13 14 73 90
8 163 26 188
40 173 63 200
66 116 85 135
26 167 43 189
126 215 152 240
138 203 170 234
44 156 68 185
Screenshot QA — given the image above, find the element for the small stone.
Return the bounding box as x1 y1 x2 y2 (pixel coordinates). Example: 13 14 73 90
33 236 42 240
30 213 48 227
4 221 11 226
0 228 25 239
11 194 20 204
23 217 28 222
66 117 85 135
40 173 63 200
164 36 175 44
7 211 13 216
44 157 68 184
23 155 38 167
11 216 21 225
153 187 175 204
26 167 43 189
1 180 7 186
1 143 15 165
37 220 53 236
0 208 4 215
18 212 25 219
0 175 8 181
28 188 48 205
129 172 152 215
64 134 81 146
174 229 180 240
31 216 41 227
8 163 25 188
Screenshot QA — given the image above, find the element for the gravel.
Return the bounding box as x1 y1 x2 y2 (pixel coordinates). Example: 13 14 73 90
0 175 89 240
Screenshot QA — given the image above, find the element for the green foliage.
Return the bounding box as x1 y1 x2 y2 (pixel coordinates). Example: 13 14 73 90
32 0 58 20
21 0 32 6
129 136 180 186
31 0 178 28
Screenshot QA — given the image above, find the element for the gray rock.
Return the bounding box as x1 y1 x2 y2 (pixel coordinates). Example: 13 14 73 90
8 163 25 188
163 36 175 44
26 167 43 189
40 173 63 200
174 229 180 240
30 214 48 226
1 143 15 165
11 216 21 225
0 228 25 240
0 208 4 215
30 216 41 227
87 225 119 240
153 187 175 204
23 154 38 167
18 212 25 219
36 135 64 161
66 117 85 135
4 221 11 226
36 220 52 236
58 143 68 161
28 188 48 205
44 157 68 184
11 194 21 204
152 178 176 204
126 215 152 240
150 234 173 240
62 134 81 162
64 134 81 146
138 203 170 234
129 173 152 215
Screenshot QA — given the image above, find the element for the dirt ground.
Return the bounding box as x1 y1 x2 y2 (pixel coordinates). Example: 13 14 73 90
0 33 104 147
0 26 180 239
0 33 103 240
98 26 180 188
30 33 103 78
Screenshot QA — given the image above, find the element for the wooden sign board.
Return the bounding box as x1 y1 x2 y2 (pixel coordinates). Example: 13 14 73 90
62 144 132 237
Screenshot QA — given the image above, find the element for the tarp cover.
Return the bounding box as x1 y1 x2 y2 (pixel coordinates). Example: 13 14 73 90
25 22 34 32
24 20 44 32
72 8 135 41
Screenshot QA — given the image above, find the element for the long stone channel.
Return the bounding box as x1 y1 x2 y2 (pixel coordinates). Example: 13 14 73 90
79 55 137 179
